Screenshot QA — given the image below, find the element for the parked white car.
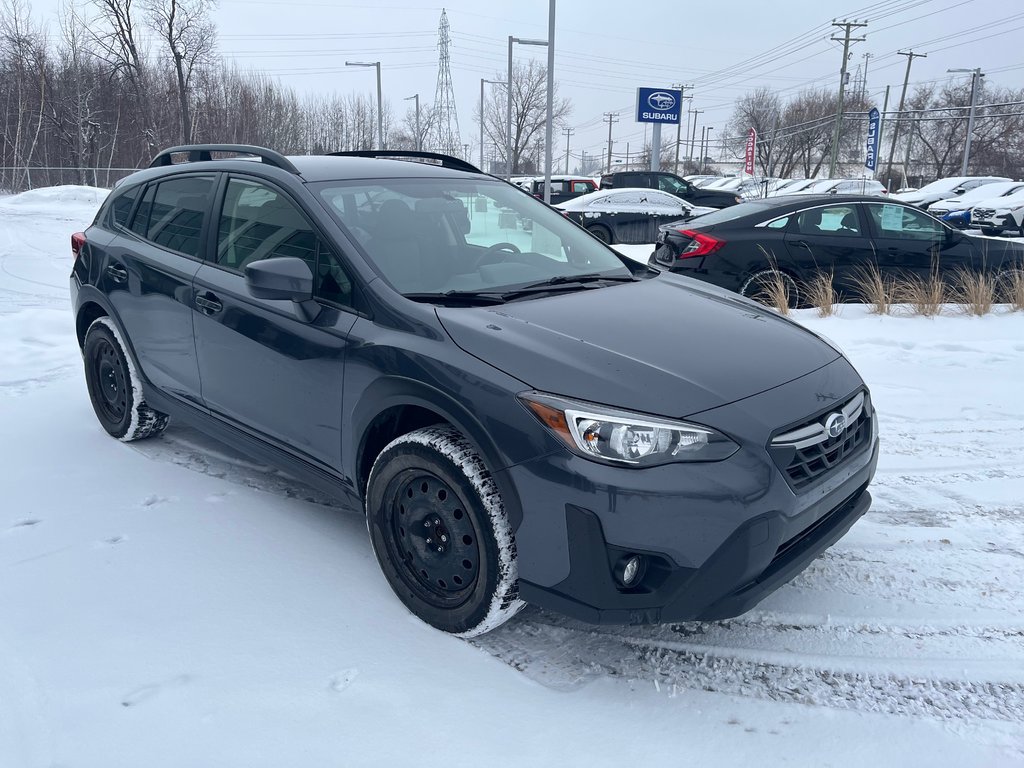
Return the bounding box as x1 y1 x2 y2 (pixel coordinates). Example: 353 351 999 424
970 189 1024 237
927 181 1024 218
556 188 715 245
891 176 1011 210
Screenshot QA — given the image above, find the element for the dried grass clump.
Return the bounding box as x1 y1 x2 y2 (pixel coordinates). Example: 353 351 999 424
849 264 895 315
949 270 995 316
895 273 947 316
996 268 1024 311
802 271 836 317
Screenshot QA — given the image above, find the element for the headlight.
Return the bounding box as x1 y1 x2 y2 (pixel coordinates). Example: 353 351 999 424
519 392 739 466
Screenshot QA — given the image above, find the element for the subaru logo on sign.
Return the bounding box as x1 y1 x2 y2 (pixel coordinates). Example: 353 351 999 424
825 412 847 439
636 87 682 124
647 91 676 111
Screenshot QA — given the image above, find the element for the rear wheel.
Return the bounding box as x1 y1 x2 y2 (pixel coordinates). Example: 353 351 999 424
586 224 612 244
365 425 523 637
82 317 168 441
739 268 800 309
981 226 1002 237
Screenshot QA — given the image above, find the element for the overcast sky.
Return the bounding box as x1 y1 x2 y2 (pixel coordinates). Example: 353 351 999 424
28 0 1024 166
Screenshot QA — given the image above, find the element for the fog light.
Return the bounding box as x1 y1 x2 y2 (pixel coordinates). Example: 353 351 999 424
615 554 646 587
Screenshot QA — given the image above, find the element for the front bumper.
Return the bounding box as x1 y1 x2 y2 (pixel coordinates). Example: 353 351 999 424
502 358 878 625
973 212 1016 231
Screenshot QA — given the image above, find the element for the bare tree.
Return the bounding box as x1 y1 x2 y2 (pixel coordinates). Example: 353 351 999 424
481 59 571 174
142 0 217 144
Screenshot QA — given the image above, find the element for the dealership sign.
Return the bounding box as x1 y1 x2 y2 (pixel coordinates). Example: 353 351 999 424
865 107 881 171
744 128 757 175
636 87 682 124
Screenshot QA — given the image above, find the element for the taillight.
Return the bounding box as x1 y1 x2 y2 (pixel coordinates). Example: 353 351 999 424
674 229 725 259
71 231 86 259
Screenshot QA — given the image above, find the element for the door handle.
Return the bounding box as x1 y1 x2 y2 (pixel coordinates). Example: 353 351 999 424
195 293 223 315
105 264 128 283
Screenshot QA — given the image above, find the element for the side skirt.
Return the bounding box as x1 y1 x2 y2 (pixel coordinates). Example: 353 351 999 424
141 385 362 513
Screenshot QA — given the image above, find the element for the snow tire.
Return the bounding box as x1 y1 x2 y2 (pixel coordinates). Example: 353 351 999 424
365 425 523 637
83 317 169 441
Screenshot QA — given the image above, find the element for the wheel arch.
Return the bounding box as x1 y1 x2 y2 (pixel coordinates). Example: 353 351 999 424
349 377 524 529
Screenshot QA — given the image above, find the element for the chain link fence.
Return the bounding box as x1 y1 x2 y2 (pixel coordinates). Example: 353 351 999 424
0 167 142 194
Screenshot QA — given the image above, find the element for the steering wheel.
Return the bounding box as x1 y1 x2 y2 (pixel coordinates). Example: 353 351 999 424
474 242 521 269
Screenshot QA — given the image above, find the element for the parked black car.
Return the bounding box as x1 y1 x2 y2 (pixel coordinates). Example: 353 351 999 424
526 175 598 205
601 170 741 209
71 145 877 637
651 195 1024 305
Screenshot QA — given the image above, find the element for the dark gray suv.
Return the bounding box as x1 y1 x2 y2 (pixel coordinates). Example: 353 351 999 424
70 145 878 637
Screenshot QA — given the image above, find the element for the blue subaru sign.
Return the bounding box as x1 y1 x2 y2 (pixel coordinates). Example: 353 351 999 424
865 107 881 171
636 87 682 124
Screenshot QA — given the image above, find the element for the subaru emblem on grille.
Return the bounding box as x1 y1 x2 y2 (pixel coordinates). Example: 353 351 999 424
825 412 847 438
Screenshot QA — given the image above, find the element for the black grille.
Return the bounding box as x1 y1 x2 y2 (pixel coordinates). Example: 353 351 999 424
771 393 872 491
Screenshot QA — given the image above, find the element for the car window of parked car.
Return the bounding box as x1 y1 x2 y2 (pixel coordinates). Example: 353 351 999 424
128 175 215 258
795 205 861 237
865 203 946 241
765 216 790 229
657 175 691 196
216 177 353 306
313 177 632 295
572 181 594 194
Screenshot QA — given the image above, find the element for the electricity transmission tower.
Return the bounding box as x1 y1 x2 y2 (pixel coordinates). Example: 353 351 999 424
430 10 462 156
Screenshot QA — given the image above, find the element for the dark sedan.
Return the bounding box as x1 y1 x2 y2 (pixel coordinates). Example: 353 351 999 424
650 195 1024 305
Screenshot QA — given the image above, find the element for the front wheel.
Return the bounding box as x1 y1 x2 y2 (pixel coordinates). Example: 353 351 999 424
739 268 800 309
365 425 523 637
980 226 1002 237
83 317 169 441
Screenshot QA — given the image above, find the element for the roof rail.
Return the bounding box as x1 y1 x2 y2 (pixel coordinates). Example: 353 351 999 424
326 150 482 174
149 144 300 175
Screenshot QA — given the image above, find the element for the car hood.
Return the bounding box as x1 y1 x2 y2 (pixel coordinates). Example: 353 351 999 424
435 275 839 418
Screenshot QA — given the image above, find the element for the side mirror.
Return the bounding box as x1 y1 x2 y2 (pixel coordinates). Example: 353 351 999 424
245 257 320 322
953 187 966 195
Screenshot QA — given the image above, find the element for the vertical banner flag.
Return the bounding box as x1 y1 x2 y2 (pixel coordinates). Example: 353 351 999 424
744 128 757 175
865 107 881 171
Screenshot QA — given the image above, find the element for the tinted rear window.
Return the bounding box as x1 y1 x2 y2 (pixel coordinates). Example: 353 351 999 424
685 200 783 227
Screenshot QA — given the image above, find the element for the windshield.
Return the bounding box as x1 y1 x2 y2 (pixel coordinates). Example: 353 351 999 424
312 177 632 295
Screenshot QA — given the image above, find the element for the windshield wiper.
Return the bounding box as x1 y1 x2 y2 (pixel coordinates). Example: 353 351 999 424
502 272 637 296
403 290 508 306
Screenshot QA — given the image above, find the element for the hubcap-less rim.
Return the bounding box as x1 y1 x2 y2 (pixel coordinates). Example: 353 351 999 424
92 339 128 423
384 470 480 608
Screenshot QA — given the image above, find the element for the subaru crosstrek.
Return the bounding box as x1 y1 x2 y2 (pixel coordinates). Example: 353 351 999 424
70 144 879 637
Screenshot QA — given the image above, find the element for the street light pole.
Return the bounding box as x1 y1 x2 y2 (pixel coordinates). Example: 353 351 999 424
480 79 505 171
507 34 548 182
346 60 383 150
404 94 420 150
949 67 984 175
543 0 556 204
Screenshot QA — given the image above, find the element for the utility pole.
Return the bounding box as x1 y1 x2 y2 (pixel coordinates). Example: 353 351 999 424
949 67 984 175
672 83 693 174
827 19 868 179
603 112 619 172
688 109 703 167
699 126 706 171
860 52 873 100
625 142 630 169
562 127 574 174
884 50 926 191
479 79 505 172
404 94 420 150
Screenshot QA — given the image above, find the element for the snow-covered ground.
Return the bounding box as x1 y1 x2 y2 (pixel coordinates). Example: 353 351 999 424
1 187 1023 767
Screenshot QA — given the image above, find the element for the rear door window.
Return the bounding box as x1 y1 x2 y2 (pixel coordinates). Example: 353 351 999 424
130 175 215 258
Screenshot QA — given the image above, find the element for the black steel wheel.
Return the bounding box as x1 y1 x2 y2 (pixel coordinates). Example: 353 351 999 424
366 425 522 637
82 318 169 441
